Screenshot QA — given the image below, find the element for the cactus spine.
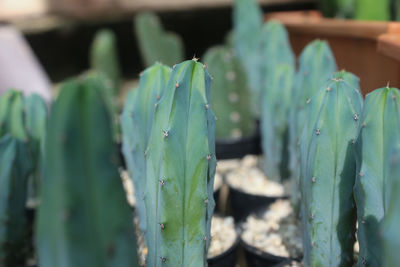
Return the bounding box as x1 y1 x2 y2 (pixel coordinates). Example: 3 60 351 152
299 71 362 266
233 0 262 114
145 60 216 267
0 135 32 266
354 87 400 267
134 12 184 67
289 40 337 203
36 75 138 267
260 21 295 181
90 29 122 92
203 45 254 139
121 63 171 233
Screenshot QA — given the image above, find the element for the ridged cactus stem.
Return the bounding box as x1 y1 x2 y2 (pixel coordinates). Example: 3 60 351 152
145 59 216 267
300 71 362 266
354 87 400 267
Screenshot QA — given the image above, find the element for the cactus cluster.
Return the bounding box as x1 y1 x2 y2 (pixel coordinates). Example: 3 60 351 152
260 21 295 181
354 87 400 267
36 75 139 267
299 71 363 266
134 12 185 67
203 45 254 139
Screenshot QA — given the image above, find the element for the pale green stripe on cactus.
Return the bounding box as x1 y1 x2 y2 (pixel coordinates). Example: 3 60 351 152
90 29 122 92
203 45 254 139
354 87 400 267
134 12 184 67
121 63 171 233
300 71 362 267
289 40 337 204
36 75 138 267
145 60 216 267
0 135 31 267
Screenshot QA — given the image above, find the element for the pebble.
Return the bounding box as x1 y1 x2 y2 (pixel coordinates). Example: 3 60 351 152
241 199 302 258
208 216 237 258
216 159 240 176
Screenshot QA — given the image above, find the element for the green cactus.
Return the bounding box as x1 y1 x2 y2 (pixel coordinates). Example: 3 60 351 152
145 59 216 267
233 0 263 114
134 12 184 67
36 75 138 267
299 71 362 267
354 87 400 267
0 90 27 141
0 135 32 267
260 21 295 181
382 145 400 267
121 63 171 233
203 45 254 139
355 0 390 21
90 29 122 92
289 40 337 204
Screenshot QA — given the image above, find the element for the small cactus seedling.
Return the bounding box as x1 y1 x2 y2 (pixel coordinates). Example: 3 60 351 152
299 71 362 266
90 29 122 92
145 60 216 267
260 21 295 181
36 75 138 267
203 45 254 139
0 135 32 267
121 63 171 233
134 12 184 67
233 0 263 114
354 87 400 267
289 40 337 203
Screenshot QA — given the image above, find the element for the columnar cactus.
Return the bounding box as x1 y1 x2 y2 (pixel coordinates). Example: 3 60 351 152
203 45 254 139
145 59 216 267
0 135 32 267
299 71 362 266
121 63 171 233
233 0 263 114
354 87 400 267
134 12 184 67
289 40 337 201
36 75 138 267
260 21 295 181
90 29 122 92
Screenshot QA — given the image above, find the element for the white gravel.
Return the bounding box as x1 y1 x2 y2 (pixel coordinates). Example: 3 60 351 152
241 199 302 258
208 216 237 258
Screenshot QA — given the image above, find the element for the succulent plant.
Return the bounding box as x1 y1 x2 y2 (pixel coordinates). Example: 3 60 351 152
354 87 400 267
203 45 254 139
260 21 295 181
121 63 171 233
36 75 138 267
233 0 263 114
289 40 337 204
90 29 122 92
0 135 32 267
145 59 216 267
134 12 184 67
299 71 362 266
0 90 27 141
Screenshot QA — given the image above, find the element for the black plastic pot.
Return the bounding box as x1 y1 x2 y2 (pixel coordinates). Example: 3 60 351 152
228 185 284 222
207 237 239 267
241 239 290 267
213 187 221 212
215 121 262 160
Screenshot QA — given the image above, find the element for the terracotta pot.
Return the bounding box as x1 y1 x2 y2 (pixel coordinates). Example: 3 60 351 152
266 11 400 95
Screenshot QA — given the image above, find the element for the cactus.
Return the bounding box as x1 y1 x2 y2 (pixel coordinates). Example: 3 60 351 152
233 0 263 114
145 59 216 267
259 21 295 181
355 0 390 21
36 75 138 267
0 90 27 141
121 63 171 233
203 45 254 139
90 29 122 92
382 145 400 267
354 87 400 267
134 12 184 67
289 40 337 203
299 71 362 266
0 135 32 267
